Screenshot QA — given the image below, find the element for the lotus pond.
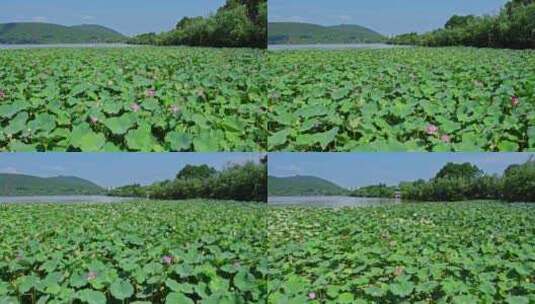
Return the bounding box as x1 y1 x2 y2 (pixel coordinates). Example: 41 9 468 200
0 200 267 304
0 47 267 151
267 202 535 303
268 47 535 151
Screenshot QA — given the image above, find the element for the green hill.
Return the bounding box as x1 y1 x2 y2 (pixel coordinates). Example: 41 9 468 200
0 22 127 44
268 22 386 44
0 173 105 196
268 175 349 196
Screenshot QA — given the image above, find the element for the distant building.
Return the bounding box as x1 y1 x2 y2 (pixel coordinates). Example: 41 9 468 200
394 191 402 200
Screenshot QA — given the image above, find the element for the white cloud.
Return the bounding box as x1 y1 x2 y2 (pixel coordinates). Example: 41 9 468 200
82 15 95 21
43 165 66 172
0 167 19 174
338 15 352 22
278 15 309 23
272 164 303 176
31 16 48 23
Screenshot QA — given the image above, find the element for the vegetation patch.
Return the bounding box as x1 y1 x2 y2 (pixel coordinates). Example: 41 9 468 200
0 47 267 151
390 0 535 49
129 0 266 48
0 23 126 44
268 47 535 151
268 175 348 196
267 22 385 45
267 202 535 303
352 159 535 202
0 173 104 196
110 160 267 202
0 200 267 303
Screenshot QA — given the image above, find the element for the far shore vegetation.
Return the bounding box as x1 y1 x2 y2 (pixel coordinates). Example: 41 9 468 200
351 158 535 202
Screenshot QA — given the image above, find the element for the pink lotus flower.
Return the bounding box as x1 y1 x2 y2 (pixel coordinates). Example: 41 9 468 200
86 271 97 281
441 134 451 143
394 266 404 276
171 105 180 114
308 292 316 300
162 255 173 265
90 116 99 124
130 103 141 112
511 96 519 107
0 90 5 99
426 124 439 135
146 89 156 97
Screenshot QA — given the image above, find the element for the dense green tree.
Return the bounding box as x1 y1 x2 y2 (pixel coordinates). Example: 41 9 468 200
506 0 535 15
176 165 217 180
445 15 476 29
109 159 266 202
399 160 534 202
390 0 535 49
502 158 535 202
351 184 397 198
129 0 266 48
434 162 483 180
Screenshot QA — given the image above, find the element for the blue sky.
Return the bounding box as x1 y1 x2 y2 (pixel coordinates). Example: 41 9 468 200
0 153 262 188
0 0 225 36
269 153 535 189
269 0 509 35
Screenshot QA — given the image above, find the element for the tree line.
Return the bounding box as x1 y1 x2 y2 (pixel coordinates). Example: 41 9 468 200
109 157 267 202
390 0 535 49
351 184 397 198
351 158 535 202
128 0 266 48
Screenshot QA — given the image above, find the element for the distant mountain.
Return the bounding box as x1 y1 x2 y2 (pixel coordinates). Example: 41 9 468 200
268 22 386 44
0 22 127 44
0 173 105 196
268 175 349 196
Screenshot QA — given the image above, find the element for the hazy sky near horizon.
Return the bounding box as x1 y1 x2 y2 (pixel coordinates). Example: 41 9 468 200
0 153 262 188
0 0 225 36
269 153 534 189
269 0 509 35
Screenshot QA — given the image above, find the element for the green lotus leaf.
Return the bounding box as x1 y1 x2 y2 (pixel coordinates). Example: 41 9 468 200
0 101 28 119
8 141 38 152
364 286 386 297
103 114 136 135
390 280 414 297
193 133 220 152
0 282 9 296
165 292 194 304
269 129 291 148
234 271 256 292
76 290 106 304
317 127 339 149
4 112 28 136
70 123 106 151
337 293 354 303
165 132 192 151
498 141 520 151
506 296 529 304
125 125 158 151
28 113 56 133
0 296 18 304
110 279 134 300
